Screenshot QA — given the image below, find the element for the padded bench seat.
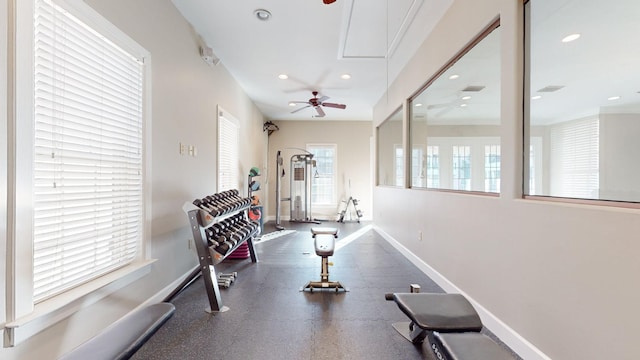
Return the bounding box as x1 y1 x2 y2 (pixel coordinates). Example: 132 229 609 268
434 332 517 360
392 293 483 332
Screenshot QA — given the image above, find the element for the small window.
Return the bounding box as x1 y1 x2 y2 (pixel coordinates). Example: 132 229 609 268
307 144 337 206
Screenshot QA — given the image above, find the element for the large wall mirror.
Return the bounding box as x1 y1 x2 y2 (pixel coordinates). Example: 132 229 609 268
410 23 501 192
525 0 640 203
377 107 404 187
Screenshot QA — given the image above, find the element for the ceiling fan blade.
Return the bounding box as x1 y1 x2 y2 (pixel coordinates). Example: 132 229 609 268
316 95 329 103
322 102 346 109
291 105 311 114
314 106 326 117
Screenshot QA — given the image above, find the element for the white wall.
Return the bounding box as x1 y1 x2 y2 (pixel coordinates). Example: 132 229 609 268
373 1 640 360
266 120 372 222
0 0 267 358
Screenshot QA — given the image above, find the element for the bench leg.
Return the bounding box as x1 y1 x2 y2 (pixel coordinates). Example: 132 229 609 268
391 321 428 344
300 256 348 292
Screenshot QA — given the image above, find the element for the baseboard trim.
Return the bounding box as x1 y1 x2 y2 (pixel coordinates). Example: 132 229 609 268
372 225 551 360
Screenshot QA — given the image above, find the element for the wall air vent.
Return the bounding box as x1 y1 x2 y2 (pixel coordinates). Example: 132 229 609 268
537 85 565 92
462 85 485 92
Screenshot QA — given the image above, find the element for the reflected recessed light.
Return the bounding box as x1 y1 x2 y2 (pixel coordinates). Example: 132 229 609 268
414 103 423 107
460 103 468 107
289 102 296 107
254 9 272 21
608 96 621 101
278 74 288 80
561 33 580 43
531 95 542 100
461 95 471 100
449 74 459 80
341 74 351 80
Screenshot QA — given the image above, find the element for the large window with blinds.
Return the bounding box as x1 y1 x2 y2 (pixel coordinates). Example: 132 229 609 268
12 0 149 334
31 0 145 302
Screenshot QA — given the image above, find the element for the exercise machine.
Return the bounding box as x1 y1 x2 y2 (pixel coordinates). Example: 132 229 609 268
275 149 320 229
385 291 516 360
289 153 319 223
301 227 348 292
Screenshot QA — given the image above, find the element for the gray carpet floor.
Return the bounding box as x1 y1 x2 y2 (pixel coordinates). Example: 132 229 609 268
132 221 520 360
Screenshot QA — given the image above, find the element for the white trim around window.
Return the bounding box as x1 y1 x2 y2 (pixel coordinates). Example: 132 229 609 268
7 0 153 346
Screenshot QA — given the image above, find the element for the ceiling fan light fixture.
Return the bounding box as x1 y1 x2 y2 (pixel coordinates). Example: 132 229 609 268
254 9 272 21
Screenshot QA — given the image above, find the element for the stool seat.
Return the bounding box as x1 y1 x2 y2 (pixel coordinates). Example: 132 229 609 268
314 234 335 256
433 332 517 360
310 227 338 237
393 293 482 332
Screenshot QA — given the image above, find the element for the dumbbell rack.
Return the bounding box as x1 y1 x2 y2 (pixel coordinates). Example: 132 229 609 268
183 190 258 313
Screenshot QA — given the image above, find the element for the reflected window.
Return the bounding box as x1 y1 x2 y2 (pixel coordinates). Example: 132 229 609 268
377 107 404 187
525 0 640 202
410 23 501 193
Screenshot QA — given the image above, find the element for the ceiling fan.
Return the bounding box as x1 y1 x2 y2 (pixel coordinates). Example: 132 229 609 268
323 0 337 4
290 91 346 117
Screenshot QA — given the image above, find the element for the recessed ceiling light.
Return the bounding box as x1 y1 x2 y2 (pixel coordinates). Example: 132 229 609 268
608 96 621 101
561 33 580 43
278 74 288 80
341 74 351 80
449 74 459 80
254 9 272 21
460 103 468 107
531 95 542 100
288 102 296 107
414 103 423 107
461 95 471 100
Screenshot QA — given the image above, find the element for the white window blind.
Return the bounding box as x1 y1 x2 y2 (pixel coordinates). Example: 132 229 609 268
307 144 336 205
550 118 599 198
33 0 144 302
218 112 239 192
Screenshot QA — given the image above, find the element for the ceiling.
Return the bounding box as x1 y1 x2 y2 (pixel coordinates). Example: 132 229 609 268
171 0 453 121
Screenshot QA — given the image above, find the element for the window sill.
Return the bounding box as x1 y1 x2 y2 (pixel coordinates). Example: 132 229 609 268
4 259 155 347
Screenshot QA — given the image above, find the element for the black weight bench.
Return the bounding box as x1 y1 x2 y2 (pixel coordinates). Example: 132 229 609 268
59 302 175 360
386 293 516 360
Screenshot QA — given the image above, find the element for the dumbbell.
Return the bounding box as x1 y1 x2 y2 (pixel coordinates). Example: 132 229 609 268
212 224 238 248
217 278 231 288
193 198 221 217
207 194 232 215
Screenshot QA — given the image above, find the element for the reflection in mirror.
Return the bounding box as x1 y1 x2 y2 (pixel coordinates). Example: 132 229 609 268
377 107 404 187
410 24 501 192
525 0 640 203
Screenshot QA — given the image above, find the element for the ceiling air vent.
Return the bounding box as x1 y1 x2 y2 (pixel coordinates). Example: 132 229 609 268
462 85 485 92
537 85 565 92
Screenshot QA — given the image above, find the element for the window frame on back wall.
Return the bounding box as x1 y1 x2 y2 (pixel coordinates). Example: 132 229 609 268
7 0 152 346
